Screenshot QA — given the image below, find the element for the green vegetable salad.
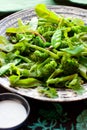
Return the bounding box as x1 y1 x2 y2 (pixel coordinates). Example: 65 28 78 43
0 4 87 98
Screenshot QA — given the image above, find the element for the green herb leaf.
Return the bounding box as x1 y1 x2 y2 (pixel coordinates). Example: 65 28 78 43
38 87 58 98
35 4 62 24
51 29 62 49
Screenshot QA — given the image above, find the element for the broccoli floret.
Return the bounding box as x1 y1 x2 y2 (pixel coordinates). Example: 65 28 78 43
58 40 68 49
42 60 57 78
66 74 84 94
61 55 79 76
47 55 79 79
28 58 57 80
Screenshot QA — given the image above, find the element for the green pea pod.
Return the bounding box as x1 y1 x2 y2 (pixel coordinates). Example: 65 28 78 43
79 64 87 79
9 76 41 88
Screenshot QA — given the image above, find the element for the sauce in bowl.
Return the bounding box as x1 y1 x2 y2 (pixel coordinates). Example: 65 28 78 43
0 100 27 128
0 93 30 130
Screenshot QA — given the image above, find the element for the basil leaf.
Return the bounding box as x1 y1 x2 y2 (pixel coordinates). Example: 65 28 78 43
61 45 84 55
51 29 62 49
35 4 62 24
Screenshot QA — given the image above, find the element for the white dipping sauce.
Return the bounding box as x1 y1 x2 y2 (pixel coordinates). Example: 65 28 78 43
0 100 27 128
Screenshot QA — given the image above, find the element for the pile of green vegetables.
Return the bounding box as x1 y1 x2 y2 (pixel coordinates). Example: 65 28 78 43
0 4 87 98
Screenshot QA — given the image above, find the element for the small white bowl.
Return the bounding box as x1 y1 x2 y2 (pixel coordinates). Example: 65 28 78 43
0 93 30 130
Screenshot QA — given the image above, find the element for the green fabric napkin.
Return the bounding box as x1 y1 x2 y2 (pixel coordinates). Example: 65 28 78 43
0 0 56 12
69 0 87 4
